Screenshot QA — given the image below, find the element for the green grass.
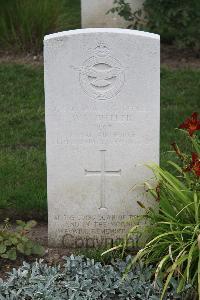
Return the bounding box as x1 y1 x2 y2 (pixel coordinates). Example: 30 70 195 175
0 65 46 214
0 64 199 216
160 68 200 166
63 0 81 30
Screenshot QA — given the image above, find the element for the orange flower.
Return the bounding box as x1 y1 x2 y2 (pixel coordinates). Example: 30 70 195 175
184 153 200 177
179 112 200 136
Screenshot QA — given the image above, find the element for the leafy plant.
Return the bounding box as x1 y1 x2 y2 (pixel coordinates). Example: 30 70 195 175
0 255 190 299
104 112 200 299
0 219 44 260
107 0 146 29
109 0 200 50
75 247 122 265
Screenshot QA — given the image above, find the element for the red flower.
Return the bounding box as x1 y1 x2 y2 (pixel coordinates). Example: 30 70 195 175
179 112 200 136
191 153 200 177
184 153 200 177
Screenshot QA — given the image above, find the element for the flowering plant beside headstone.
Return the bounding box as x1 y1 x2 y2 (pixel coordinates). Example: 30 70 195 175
104 112 200 299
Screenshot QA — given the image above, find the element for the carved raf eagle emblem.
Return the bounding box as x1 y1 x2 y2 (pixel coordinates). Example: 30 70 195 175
73 42 125 100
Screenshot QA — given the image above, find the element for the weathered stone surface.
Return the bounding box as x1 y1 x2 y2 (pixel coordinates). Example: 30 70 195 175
44 28 160 247
81 0 144 28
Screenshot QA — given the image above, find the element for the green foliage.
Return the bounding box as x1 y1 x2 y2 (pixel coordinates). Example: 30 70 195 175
0 64 46 213
109 0 200 50
0 0 81 53
144 0 200 50
160 69 200 170
0 255 190 299
0 219 44 261
104 115 200 298
108 0 145 29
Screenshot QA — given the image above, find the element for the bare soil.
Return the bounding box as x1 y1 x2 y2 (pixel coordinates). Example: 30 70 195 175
0 45 200 69
0 208 47 223
160 44 200 69
0 51 43 67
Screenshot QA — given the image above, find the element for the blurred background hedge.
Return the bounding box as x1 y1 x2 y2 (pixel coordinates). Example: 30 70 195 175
0 0 80 53
144 0 200 50
111 0 200 51
0 0 199 53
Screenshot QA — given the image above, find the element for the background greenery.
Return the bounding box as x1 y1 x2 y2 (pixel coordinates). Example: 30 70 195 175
0 64 199 215
0 0 199 53
110 0 200 50
0 0 81 53
144 0 200 49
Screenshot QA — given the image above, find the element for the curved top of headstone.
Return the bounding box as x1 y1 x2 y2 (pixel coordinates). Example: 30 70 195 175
44 28 160 42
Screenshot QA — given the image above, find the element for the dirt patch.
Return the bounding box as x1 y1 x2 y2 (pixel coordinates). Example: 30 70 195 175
0 50 43 66
0 45 200 69
0 223 72 280
161 44 200 69
0 208 47 223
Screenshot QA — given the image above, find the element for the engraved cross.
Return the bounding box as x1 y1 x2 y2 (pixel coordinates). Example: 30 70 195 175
85 150 121 210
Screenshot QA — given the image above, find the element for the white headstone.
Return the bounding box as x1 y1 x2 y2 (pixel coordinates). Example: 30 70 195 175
81 0 144 28
44 28 160 248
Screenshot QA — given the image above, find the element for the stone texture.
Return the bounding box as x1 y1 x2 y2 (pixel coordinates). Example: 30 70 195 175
44 28 160 248
81 0 144 28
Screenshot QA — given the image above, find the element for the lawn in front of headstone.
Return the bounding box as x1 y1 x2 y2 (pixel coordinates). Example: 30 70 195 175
0 63 199 216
